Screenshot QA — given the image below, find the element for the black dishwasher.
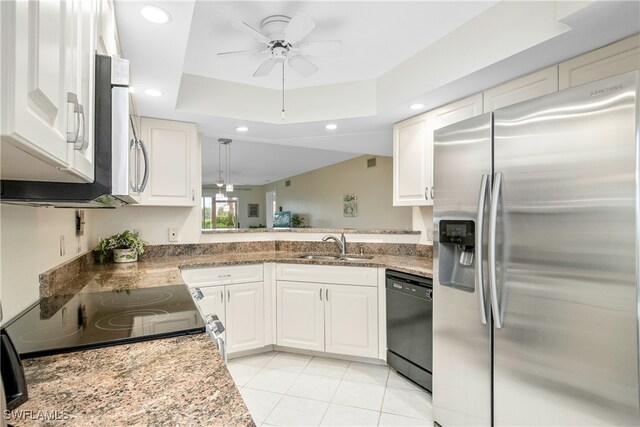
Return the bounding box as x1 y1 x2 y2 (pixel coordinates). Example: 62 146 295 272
386 269 433 392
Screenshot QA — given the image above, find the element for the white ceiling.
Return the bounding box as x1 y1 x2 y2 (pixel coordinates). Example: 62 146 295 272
182 1 497 90
115 1 640 185
201 137 359 186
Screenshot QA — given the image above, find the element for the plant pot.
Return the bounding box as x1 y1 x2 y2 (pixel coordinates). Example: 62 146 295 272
113 249 138 263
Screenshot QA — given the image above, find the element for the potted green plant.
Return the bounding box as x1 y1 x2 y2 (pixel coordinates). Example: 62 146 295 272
94 230 147 264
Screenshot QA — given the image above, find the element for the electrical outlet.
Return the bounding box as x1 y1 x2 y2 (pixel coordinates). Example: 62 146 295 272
59 235 66 256
168 227 178 242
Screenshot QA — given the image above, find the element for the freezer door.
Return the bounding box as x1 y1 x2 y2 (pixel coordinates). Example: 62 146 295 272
433 113 492 427
492 70 640 426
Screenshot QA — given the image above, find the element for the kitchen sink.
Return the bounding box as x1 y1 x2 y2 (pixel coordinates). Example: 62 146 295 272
298 254 373 262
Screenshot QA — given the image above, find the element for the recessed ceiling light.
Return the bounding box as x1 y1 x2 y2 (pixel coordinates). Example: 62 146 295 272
325 124 338 130
409 103 425 110
144 89 162 97
236 126 249 132
141 5 171 24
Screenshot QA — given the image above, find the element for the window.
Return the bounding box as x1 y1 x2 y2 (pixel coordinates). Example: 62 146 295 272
202 197 238 229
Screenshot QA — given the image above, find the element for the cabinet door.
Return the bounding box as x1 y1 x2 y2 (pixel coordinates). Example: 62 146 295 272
139 118 198 206
194 286 226 340
226 282 265 354
276 281 324 352
324 284 378 358
483 66 558 112
66 0 97 181
393 113 430 206
1 0 77 180
559 34 640 89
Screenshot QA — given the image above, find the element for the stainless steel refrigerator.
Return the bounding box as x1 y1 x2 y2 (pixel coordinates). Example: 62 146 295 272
432 70 640 426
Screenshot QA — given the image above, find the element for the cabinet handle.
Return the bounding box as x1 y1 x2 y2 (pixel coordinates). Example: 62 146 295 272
425 186 429 200
227 289 231 303
326 289 329 301
430 186 434 200
66 92 80 144
319 288 323 301
218 274 231 278
192 189 195 201
220 290 223 303
73 104 88 151
138 139 150 192
130 139 139 192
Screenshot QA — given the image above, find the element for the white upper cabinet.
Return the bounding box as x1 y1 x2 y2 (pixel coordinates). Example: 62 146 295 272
428 93 483 133
0 0 97 183
392 113 430 206
483 66 558 112
138 117 198 206
559 34 640 90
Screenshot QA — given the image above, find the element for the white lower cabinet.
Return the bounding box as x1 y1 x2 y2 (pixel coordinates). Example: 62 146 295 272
191 282 264 355
276 281 325 352
276 280 379 358
324 284 378 358
226 282 265 354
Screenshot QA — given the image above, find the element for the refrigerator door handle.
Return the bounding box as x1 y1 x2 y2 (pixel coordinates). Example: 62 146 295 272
476 174 489 325
488 172 503 328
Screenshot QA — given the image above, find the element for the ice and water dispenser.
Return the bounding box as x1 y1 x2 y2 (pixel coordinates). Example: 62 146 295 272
438 220 476 292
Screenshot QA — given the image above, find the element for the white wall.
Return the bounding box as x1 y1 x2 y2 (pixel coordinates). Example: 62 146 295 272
271 156 412 230
413 206 434 244
0 205 93 324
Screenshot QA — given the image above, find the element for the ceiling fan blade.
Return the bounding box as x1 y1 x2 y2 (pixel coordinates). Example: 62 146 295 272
288 56 319 77
217 50 257 58
283 13 316 45
300 40 343 57
229 21 271 44
253 58 278 77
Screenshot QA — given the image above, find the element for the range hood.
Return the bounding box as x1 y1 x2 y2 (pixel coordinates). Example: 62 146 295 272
0 55 139 208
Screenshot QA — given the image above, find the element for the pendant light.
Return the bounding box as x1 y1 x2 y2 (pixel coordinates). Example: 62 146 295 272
226 139 234 193
215 138 225 189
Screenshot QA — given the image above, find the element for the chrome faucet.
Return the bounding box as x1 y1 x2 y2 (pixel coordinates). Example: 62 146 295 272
323 232 347 258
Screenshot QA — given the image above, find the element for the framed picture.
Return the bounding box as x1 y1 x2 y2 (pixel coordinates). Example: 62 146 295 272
248 203 259 218
343 194 358 217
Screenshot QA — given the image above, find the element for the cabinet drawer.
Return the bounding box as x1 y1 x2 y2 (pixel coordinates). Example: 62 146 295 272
276 264 377 287
182 264 264 287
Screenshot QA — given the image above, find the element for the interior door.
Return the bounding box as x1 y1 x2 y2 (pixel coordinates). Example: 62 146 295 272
276 281 324 351
492 71 640 426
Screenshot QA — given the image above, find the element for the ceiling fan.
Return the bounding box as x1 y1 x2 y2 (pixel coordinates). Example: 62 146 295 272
218 13 343 78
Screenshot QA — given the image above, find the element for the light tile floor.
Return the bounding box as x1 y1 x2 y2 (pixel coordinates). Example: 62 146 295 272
228 351 433 427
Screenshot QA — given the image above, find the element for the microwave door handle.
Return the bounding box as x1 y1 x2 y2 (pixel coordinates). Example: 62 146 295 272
138 139 150 192
476 174 489 325
488 172 503 328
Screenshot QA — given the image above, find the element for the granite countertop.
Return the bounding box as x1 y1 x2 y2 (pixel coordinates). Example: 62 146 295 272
47 250 432 295
8 334 254 427
201 227 421 235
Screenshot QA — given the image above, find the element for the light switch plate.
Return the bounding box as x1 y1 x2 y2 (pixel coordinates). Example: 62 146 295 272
60 235 66 256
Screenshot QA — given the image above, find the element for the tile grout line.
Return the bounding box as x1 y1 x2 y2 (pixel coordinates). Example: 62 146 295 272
318 359 352 426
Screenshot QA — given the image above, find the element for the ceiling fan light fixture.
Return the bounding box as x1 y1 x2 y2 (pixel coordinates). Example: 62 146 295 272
140 5 171 24
410 103 425 110
325 124 338 130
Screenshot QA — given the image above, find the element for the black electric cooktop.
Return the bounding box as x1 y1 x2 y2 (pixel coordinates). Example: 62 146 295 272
4 285 205 359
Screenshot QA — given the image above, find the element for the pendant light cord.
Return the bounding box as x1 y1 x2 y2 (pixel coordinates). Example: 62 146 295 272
281 61 285 120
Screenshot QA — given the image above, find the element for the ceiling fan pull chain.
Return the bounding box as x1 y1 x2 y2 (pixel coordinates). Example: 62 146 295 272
281 62 286 120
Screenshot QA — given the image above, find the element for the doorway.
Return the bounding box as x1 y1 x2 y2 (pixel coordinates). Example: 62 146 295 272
265 191 276 228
